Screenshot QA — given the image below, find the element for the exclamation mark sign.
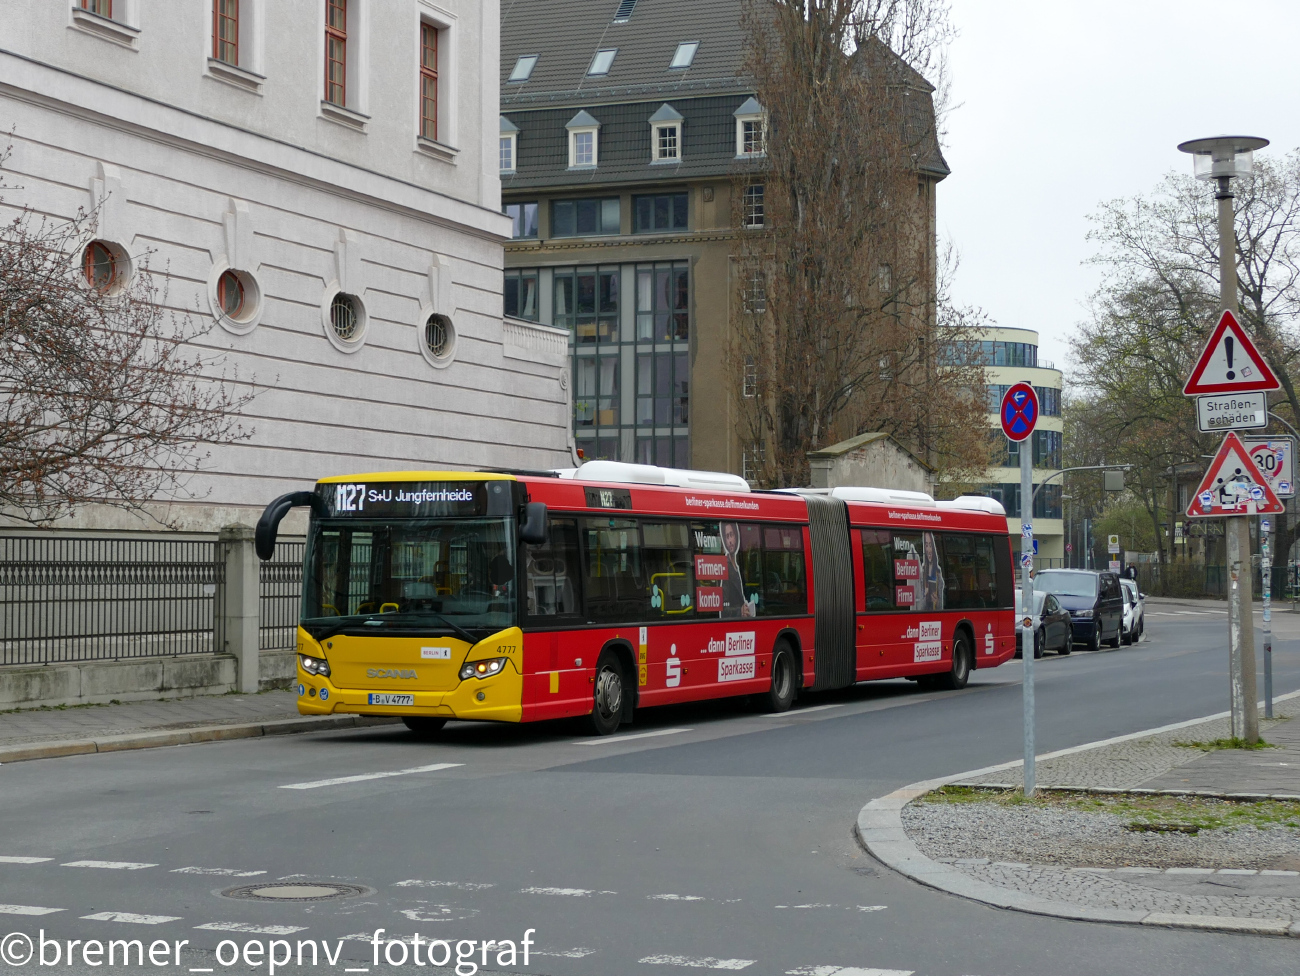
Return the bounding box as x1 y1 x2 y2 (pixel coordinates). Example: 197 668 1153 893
1225 336 1235 380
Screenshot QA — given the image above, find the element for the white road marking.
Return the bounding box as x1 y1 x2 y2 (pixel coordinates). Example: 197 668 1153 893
62 860 157 870
640 955 755 970
650 893 706 901
172 866 266 877
775 904 887 912
786 968 913 976
573 728 691 745
532 948 598 958
0 904 63 916
393 879 494 890
762 703 844 717
279 762 462 790
195 922 308 935
81 911 181 924
0 856 52 864
519 886 615 897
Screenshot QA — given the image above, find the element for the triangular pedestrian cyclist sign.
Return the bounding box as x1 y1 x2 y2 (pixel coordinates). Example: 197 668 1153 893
1186 431 1285 517
1183 309 1280 395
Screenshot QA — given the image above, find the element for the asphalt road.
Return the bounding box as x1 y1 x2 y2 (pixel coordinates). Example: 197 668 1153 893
2 609 1298 976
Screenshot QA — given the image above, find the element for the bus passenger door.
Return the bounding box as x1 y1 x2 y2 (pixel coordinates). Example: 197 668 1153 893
857 528 909 675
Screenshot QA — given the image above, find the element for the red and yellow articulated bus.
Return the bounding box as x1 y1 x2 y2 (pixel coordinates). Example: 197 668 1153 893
256 461 1017 736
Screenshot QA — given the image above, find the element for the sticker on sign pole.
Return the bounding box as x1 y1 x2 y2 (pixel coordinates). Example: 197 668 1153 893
1000 382 1039 442
1185 431 1286 517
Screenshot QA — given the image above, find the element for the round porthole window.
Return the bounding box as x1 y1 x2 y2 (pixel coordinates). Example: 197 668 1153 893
419 311 457 368
82 240 130 295
208 264 264 335
320 287 368 353
332 293 360 341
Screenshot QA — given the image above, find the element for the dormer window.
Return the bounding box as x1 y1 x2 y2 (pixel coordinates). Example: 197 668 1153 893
648 104 683 163
734 96 767 158
508 54 537 82
587 48 617 76
669 41 698 69
499 116 518 173
566 110 601 169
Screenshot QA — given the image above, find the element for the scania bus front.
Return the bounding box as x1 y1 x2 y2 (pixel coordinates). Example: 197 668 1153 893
255 472 546 733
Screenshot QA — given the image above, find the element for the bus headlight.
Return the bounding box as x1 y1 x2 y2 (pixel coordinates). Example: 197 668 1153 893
460 657 507 680
300 654 331 677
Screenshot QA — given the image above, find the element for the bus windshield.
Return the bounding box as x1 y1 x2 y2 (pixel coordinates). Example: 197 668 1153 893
302 518 516 637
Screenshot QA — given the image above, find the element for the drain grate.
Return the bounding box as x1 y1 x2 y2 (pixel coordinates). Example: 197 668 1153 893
221 882 371 902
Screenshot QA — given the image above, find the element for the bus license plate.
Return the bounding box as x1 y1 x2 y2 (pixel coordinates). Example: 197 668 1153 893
368 694 414 706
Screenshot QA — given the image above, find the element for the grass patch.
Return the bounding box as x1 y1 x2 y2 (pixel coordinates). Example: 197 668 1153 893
919 785 1300 833
1174 737 1275 751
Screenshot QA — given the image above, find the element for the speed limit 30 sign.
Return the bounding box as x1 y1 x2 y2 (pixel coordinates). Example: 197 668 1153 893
1242 437 1296 498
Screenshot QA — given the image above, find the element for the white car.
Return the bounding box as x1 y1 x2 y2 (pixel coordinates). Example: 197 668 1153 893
1120 578 1145 645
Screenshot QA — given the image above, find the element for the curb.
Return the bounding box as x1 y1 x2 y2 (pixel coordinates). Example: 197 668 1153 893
855 690 1300 939
0 714 402 764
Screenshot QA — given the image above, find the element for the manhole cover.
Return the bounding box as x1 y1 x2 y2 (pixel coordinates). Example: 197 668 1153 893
221 882 371 902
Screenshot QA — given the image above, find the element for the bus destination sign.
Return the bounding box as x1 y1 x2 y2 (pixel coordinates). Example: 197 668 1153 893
321 481 491 518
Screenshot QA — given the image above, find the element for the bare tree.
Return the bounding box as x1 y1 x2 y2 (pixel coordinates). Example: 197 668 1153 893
729 0 990 488
0 154 254 525
1070 151 1300 567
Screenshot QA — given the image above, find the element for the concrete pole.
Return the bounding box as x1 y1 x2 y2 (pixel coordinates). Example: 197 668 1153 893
1217 177 1259 743
218 523 261 695
1021 439 1035 796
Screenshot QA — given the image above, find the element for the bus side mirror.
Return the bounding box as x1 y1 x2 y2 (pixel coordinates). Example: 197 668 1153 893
520 502 548 545
256 491 327 561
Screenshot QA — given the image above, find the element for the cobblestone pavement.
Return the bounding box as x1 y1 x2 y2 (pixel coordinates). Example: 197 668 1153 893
895 698 1300 923
0 690 303 745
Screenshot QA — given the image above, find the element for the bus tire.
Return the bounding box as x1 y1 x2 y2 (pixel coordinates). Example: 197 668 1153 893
402 717 446 736
764 642 797 712
586 651 626 736
925 631 972 691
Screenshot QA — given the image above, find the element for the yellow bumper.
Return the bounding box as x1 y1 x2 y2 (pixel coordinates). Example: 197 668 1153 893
295 661 523 724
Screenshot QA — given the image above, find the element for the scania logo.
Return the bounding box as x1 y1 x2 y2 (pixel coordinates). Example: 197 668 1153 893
367 668 418 679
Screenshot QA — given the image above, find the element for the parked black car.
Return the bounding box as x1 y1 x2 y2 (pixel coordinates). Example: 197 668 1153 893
1032 569 1124 651
1015 588 1074 657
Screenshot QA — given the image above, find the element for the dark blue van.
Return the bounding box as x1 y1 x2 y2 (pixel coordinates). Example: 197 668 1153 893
1032 569 1124 652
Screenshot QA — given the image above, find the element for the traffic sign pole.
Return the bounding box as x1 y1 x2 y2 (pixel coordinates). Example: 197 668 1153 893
1262 519 1273 720
1001 381 1039 798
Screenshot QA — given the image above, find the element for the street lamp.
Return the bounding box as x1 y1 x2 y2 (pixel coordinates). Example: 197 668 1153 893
1177 134 1269 744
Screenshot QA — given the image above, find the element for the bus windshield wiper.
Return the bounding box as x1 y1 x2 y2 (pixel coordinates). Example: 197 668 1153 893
307 611 480 646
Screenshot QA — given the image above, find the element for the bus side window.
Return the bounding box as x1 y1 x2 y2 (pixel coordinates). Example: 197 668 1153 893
643 521 693 616
581 518 644 622
861 529 894 610
739 524 763 614
760 524 806 616
525 518 580 616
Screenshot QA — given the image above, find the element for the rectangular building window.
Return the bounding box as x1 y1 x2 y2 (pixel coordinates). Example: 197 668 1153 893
499 135 515 172
420 23 439 141
503 268 539 321
503 202 538 239
744 184 765 228
570 129 597 168
742 357 757 398
81 0 113 16
575 355 619 429
553 266 619 343
654 123 680 161
743 267 766 314
635 262 689 341
325 0 347 106
737 116 766 156
552 198 620 238
213 0 239 64
634 193 688 233
742 444 765 485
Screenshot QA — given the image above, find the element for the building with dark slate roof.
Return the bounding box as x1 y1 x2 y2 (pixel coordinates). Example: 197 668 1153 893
500 0 946 476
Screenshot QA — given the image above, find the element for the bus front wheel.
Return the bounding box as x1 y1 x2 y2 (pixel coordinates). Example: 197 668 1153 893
764 642 797 712
587 651 626 736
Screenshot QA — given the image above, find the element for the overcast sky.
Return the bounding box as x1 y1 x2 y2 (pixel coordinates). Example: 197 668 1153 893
940 0 1300 377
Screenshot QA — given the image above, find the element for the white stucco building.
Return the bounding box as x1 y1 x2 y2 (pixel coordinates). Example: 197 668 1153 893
1 1 572 532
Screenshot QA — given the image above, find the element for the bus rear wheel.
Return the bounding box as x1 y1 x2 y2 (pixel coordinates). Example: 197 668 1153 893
402 716 447 736
921 632 972 691
764 642 797 712
586 651 626 736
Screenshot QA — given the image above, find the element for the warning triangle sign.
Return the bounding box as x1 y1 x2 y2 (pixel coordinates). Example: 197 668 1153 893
1183 309 1281 395
1186 431 1285 517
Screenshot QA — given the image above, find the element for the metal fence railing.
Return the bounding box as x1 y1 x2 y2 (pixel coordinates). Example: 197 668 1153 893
0 535 222 666
1 534 307 666
261 541 304 651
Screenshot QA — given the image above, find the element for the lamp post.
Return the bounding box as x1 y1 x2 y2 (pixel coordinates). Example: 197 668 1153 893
1177 134 1269 744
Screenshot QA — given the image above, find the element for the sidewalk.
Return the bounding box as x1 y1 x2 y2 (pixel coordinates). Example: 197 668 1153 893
859 693 1300 937
0 690 398 763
